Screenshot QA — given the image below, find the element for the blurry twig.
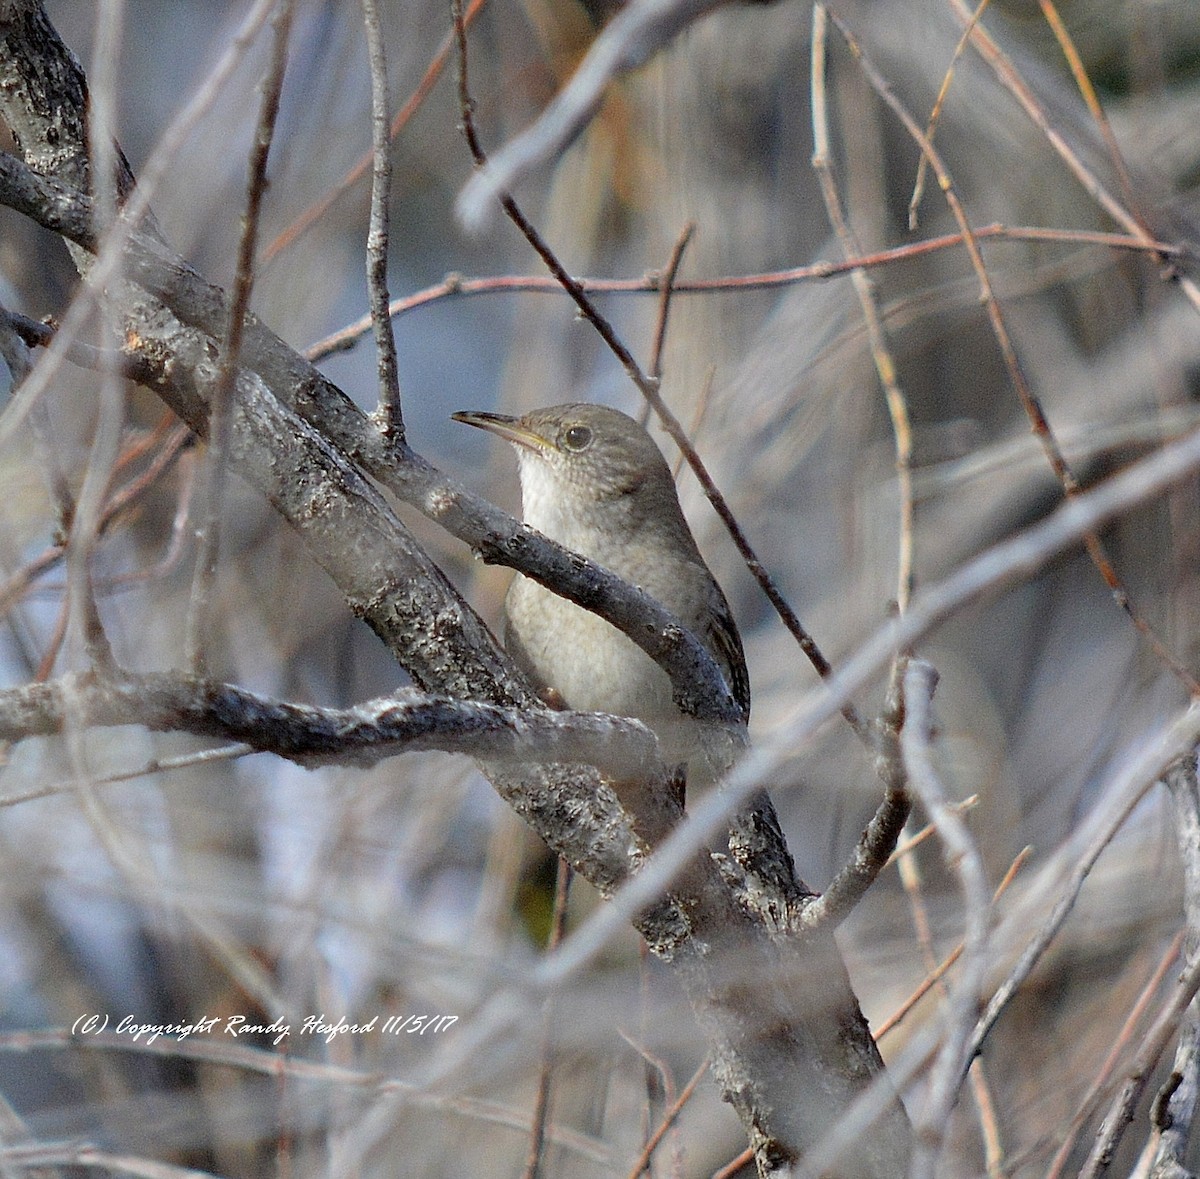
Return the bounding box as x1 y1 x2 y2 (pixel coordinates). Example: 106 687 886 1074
67 0 126 675
1036 0 1143 226
0 421 192 619
0 1028 613 1166
830 9 1200 698
967 704 1200 1069
945 0 1200 313
901 662 992 1179
908 0 991 230
359 0 404 438
455 0 732 230
0 0 279 457
0 742 253 808
812 5 914 615
885 795 980 866
185 0 294 673
801 671 908 928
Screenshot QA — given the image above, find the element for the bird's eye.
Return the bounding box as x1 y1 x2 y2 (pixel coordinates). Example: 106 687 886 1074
562 424 593 451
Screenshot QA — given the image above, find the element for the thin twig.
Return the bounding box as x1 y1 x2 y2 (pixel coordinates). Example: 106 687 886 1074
811 5 915 617
0 742 253 808
884 796 981 866
800 674 909 928
967 704 1200 1069
624 1057 708 1179
302 222 1192 360
648 221 695 384
185 0 294 673
359 0 404 438
901 661 993 1179
1079 949 1200 1178
876 846 1030 1041
67 0 127 674
1036 0 1144 226
908 0 992 230
711 1149 753 1179
0 0 282 460
0 423 191 619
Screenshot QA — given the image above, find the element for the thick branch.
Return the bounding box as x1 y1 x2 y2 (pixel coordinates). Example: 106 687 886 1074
0 670 662 775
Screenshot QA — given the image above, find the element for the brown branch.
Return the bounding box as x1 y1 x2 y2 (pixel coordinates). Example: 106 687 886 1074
624 1056 708 1179
302 223 1193 361
647 220 694 385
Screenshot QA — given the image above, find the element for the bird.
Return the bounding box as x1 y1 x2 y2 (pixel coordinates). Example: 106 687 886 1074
452 402 748 782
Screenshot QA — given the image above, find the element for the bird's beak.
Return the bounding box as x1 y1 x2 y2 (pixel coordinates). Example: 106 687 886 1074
451 411 554 454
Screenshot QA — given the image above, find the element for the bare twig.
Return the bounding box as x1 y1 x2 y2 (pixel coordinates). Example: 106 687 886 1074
302 222 1191 360
812 4 914 613
1036 0 1144 227
908 0 992 230
0 1027 613 1166
0 423 191 619
877 846 1030 1041
968 704 1200 1067
624 1056 708 1179
455 0 732 229
67 0 126 674
800 673 909 928
359 0 404 437
647 221 695 385
901 661 992 1179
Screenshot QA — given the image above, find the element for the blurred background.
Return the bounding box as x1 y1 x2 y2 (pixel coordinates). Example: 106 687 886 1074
1 0 1200 1174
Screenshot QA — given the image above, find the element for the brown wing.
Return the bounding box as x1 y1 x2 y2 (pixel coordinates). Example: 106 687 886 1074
705 586 751 722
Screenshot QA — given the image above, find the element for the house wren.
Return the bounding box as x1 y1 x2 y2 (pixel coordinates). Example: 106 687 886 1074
452 403 747 779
